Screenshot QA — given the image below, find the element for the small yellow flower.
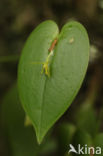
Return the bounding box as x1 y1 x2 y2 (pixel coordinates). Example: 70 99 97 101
41 62 50 77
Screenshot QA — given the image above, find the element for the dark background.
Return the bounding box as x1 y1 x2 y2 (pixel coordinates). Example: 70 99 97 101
0 0 103 156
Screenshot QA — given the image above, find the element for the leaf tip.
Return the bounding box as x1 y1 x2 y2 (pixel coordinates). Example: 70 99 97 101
36 135 43 145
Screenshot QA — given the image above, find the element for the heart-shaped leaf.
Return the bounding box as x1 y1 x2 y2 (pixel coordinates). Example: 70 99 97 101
18 20 89 143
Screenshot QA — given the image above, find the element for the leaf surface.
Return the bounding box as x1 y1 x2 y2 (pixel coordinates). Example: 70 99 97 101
18 20 89 143
1 85 39 156
1 84 57 156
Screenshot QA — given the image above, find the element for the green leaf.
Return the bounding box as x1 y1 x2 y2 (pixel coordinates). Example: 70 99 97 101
76 102 100 137
72 129 92 156
1 85 40 156
1 85 57 156
94 133 103 156
18 20 89 143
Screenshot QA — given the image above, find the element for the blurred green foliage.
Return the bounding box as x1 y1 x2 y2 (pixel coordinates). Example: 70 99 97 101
1 84 57 156
0 0 103 155
1 81 103 156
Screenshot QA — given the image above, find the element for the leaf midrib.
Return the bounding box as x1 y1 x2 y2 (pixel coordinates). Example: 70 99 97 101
38 36 59 142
